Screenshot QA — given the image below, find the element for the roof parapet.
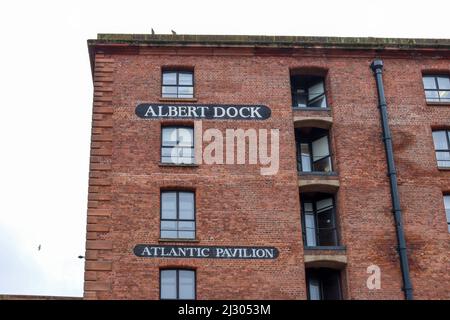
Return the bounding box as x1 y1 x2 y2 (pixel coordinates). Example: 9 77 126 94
92 33 450 49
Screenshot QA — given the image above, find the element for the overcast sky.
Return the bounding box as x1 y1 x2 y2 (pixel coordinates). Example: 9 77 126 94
0 0 449 298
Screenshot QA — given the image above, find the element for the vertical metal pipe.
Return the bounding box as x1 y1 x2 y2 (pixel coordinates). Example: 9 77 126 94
370 59 414 300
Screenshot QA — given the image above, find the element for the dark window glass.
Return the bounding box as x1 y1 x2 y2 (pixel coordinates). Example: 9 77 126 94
306 268 342 300
443 195 450 232
432 130 450 168
291 75 328 108
162 70 194 98
295 128 332 173
423 75 450 103
160 269 195 300
301 193 338 247
161 126 194 164
161 191 195 239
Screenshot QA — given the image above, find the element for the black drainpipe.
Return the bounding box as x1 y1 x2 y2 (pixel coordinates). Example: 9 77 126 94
370 59 413 300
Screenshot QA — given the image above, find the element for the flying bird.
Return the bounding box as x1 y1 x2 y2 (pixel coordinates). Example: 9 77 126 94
38 244 41 251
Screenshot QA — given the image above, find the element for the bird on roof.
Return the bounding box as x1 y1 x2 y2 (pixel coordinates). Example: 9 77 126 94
151 28 155 35
171 30 177 35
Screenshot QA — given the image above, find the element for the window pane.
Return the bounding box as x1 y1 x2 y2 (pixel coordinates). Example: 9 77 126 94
317 198 333 212
179 73 193 86
179 270 195 299
312 136 330 161
178 86 194 98
444 195 450 210
308 81 325 101
439 90 450 101
437 77 450 90
425 90 439 101
317 208 336 246
162 86 178 97
161 220 177 230
171 149 183 164
313 156 332 172
293 90 307 108
179 157 194 165
304 202 313 212
436 151 450 161
163 72 177 85
179 192 194 220
305 213 317 246
322 272 341 300
161 192 177 219
432 131 448 150
161 155 177 164
177 128 194 147
178 231 195 239
161 230 178 238
162 128 177 146
162 147 174 158
178 221 195 230
436 151 450 167
162 87 177 97
300 143 311 172
160 270 177 299
309 95 327 108
179 147 194 164
308 278 321 300
423 76 437 89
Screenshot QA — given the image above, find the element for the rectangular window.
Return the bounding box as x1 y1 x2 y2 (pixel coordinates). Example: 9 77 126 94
306 268 342 300
301 195 338 247
162 70 194 98
443 195 450 232
432 130 450 168
161 126 194 164
160 269 196 300
296 128 332 173
423 75 450 103
161 191 195 239
291 75 328 108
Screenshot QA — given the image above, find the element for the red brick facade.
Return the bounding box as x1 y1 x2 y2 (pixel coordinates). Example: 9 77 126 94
84 34 450 300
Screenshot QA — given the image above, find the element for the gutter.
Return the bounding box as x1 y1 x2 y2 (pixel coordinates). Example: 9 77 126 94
370 59 414 300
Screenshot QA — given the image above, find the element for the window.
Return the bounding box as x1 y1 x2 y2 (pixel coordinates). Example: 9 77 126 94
295 128 332 173
161 191 195 239
423 75 450 103
161 126 194 164
432 130 450 168
443 195 450 232
301 193 338 247
162 70 194 98
306 268 342 300
160 269 196 300
291 75 328 108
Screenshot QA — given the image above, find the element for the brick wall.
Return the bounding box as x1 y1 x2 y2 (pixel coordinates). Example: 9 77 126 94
84 43 450 300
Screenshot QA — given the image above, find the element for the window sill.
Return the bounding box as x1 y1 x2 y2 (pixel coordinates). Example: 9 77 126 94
159 163 199 168
159 238 200 243
304 246 346 251
292 107 331 111
159 98 198 103
298 171 338 176
438 166 450 171
426 101 450 106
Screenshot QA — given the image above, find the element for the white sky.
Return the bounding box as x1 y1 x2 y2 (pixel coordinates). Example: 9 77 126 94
0 0 448 298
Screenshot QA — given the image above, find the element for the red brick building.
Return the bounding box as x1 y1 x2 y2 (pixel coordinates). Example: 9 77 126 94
84 34 450 300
